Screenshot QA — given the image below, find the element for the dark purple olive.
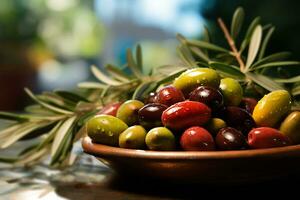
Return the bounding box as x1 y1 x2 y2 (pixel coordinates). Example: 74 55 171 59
138 103 168 129
223 106 256 135
189 86 224 112
145 92 157 104
240 97 258 114
215 127 248 150
155 85 185 106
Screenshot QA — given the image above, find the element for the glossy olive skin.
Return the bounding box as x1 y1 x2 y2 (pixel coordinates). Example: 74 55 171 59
205 118 227 136
279 111 300 144
87 114 128 146
223 106 256 135
252 90 291 127
161 101 211 130
240 97 257 114
155 85 185 106
248 127 291 149
138 103 168 129
189 86 224 112
219 78 243 106
173 68 220 96
98 102 122 116
145 127 176 151
145 92 157 104
116 100 144 126
119 125 147 149
180 126 215 151
215 127 248 150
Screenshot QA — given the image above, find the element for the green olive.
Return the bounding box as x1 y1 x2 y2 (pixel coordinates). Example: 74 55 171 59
119 125 147 149
279 111 300 144
219 78 243 106
252 90 291 127
146 127 176 151
173 68 220 95
205 118 227 136
87 114 128 146
116 100 144 126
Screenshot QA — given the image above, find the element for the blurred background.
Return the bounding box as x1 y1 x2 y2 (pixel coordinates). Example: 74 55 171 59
1 0 300 111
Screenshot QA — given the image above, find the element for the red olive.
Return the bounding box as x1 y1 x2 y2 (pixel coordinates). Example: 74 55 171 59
138 103 168 129
145 92 157 104
215 127 248 150
189 86 224 112
248 127 292 149
161 101 211 130
155 85 185 106
180 126 215 151
97 102 122 116
240 97 257 114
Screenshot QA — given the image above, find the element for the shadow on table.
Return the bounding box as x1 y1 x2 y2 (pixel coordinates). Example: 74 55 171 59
56 171 300 200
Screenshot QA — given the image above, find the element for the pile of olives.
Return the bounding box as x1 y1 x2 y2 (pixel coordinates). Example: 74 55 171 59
86 68 300 151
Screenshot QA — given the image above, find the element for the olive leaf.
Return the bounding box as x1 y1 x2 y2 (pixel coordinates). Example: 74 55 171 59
136 44 143 71
292 84 300 96
240 17 261 52
245 25 262 70
251 61 300 70
77 82 107 89
258 26 275 59
189 46 210 62
209 62 245 80
231 7 245 39
126 48 143 78
246 72 284 91
91 65 122 86
105 64 131 82
251 52 291 68
186 39 229 53
274 75 300 83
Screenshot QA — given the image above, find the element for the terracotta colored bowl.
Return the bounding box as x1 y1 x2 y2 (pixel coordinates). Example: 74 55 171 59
82 136 300 184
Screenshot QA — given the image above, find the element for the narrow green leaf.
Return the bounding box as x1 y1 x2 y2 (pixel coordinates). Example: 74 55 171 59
202 26 210 43
0 123 23 139
25 105 56 115
190 46 210 62
231 7 245 39
251 52 291 68
246 72 284 91
258 26 275 60
245 25 263 70
262 23 273 31
77 110 99 127
292 85 300 96
176 33 188 45
55 90 89 103
105 64 130 82
0 112 29 122
77 82 107 89
25 88 73 115
51 116 76 158
177 45 196 66
0 157 17 163
136 44 143 70
274 75 300 83
0 121 52 149
37 93 75 111
132 81 155 101
251 61 300 70
18 143 39 156
186 39 229 53
16 146 49 166
157 69 187 85
126 48 143 78
91 65 122 86
209 62 245 80
240 17 261 52
37 121 63 150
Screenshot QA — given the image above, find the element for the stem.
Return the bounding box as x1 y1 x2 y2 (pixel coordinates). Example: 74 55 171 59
217 18 245 71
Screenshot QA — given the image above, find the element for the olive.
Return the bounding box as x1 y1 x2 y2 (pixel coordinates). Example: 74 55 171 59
205 118 227 136
223 106 256 135
138 103 168 129
116 100 144 126
145 127 176 151
189 86 224 112
215 127 248 150
219 78 243 106
155 85 185 106
248 127 291 149
145 92 157 104
180 126 215 151
119 125 147 149
87 114 128 146
97 102 122 116
240 97 257 114
279 111 300 144
173 68 220 96
252 90 291 127
161 101 211 130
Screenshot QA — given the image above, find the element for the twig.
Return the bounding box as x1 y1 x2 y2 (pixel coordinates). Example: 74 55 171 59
217 18 245 71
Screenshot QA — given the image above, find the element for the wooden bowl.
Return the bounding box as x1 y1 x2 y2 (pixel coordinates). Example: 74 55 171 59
82 136 300 184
